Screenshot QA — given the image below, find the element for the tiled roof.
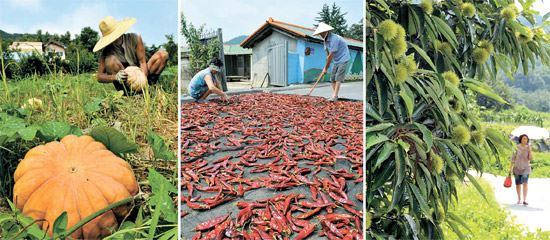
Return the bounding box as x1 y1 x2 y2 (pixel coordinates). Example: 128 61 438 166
241 18 363 49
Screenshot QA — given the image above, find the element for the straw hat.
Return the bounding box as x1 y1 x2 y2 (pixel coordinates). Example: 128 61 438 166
92 16 136 52
313 22 334 35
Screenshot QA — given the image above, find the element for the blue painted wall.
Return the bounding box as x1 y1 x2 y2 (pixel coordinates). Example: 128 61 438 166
286 39 363 84
288 52 300 85
302 41 328 83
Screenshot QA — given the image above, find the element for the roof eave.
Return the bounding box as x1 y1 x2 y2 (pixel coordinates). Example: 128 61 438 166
241 21 307 49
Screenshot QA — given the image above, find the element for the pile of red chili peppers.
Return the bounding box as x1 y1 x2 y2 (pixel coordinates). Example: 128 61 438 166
181 93 363 239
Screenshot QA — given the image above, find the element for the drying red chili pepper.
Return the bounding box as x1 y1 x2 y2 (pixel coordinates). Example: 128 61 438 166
195 213 230 231
181 93 363 239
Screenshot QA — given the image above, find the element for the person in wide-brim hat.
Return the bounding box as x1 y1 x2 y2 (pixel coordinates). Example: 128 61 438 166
313 22 351 102
94 16 169 94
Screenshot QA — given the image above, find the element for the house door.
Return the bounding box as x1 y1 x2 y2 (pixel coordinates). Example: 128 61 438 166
267 40 288 87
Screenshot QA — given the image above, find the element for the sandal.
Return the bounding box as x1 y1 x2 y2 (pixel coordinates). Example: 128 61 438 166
523 201 528 206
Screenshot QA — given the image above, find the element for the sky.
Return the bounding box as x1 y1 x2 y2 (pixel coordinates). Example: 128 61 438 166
180 0 363 44
0 0 178 46
517 0 550 15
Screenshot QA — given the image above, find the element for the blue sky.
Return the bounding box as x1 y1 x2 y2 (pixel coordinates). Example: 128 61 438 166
181 0 364 44
0 0 177 46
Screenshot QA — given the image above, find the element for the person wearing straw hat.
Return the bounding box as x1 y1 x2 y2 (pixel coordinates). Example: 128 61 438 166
313 22 350 102
93 16 169 93
187 58 229 103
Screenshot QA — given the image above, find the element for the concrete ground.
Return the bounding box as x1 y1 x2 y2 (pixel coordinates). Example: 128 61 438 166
476 173 550 232
182 81 364 102
273 81 364 101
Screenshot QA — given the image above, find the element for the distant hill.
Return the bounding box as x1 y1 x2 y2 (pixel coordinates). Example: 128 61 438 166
0 29 36 42
0 29 22 41
225 35 248 45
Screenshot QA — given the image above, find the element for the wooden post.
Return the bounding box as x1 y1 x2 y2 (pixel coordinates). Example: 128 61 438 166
217 28 228 91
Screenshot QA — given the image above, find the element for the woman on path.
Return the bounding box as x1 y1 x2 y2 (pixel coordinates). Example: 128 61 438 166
510 134 533 205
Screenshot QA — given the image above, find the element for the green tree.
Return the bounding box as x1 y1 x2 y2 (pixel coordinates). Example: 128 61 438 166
315 2 349 36
348 19 363 40
77 27 99 53
366 0 550 238
35 29 43 42
181 13 220 75
163 34 178 66
59 31 72 46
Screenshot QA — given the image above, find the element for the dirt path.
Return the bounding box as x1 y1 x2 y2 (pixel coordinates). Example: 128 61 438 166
476 172 550 232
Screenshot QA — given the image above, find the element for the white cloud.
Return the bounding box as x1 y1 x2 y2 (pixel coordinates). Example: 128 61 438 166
8 0 42 11
29 2 112 36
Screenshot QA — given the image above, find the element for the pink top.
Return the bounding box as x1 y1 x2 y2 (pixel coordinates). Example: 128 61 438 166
511 144 532 175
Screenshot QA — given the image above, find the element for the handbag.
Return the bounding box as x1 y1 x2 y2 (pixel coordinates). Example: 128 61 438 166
504 173 512 188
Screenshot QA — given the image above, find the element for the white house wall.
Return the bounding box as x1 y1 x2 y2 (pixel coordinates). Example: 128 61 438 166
250 31 296 87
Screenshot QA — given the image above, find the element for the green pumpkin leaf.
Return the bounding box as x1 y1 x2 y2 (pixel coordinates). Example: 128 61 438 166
90 126 138 155
38 121 72 142
52 211 68 238
147 168 177 223
83 97 103 114
147 129 176 161
18 125 39 141
0 114 26 140
148 168 177 195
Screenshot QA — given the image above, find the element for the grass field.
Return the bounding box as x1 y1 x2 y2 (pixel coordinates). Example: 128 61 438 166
0 66 178 238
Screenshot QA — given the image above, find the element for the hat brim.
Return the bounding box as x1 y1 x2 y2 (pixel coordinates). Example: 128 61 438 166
93 18 136 52
313 27 333 36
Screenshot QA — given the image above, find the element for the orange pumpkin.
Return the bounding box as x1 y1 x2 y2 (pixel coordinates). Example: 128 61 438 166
125 66 148 92
13 135 139 239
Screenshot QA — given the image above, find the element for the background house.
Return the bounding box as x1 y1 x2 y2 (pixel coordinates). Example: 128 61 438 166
9 41 66 60
8 42 43 60
44 41 66 60
240 18 363 87
180 36 252 91
223 43 252 82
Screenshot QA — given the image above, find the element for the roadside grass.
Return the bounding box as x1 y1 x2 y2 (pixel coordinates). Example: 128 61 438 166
443 179 550 239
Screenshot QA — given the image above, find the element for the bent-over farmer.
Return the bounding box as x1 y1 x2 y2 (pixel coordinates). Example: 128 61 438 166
187 58 229 103
313 22 350 102
93 16 168 93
